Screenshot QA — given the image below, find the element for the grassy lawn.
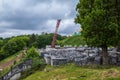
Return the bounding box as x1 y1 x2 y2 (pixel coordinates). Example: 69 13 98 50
24 64 120 80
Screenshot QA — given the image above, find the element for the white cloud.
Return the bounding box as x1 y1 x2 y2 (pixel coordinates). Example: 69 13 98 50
0 0 79 38
60 19 75 31
0 29 41 38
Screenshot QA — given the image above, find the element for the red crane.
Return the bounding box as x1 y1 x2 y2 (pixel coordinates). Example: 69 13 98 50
51 19 61 48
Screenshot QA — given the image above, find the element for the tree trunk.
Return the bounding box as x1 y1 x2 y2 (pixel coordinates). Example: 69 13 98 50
102 46 109 65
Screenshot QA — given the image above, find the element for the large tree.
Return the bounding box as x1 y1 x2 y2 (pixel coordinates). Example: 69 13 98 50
2 36 29 56
75 0 120 65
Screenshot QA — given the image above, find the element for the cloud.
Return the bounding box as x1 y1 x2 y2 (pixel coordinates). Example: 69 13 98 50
0 0 79 38
0 21 14 27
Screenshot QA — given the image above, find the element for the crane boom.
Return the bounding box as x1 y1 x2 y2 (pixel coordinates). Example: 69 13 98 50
51 19 61 48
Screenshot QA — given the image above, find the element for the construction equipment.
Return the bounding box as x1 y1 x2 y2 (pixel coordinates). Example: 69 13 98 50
51 19 61 48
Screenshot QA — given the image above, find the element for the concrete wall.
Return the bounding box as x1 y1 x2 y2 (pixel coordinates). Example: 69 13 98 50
42 47 120 66
10 73 21 80
0 59 32 80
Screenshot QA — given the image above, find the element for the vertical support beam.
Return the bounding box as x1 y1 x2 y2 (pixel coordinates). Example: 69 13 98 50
51 19 61 48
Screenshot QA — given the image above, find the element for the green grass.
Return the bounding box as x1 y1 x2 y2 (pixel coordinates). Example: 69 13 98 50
0 51 22 77
0 67 10 77
57 35 85 46
0 51 22 64
24 64 120 80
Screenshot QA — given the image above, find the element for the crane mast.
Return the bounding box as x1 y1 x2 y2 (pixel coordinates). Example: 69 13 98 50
51 19 61 48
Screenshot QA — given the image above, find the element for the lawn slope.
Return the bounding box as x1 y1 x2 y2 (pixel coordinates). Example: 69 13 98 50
0 51 23 77
57 35 85 46
0 51 22 69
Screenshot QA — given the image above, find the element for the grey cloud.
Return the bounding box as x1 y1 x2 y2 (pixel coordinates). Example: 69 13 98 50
0 0 79 38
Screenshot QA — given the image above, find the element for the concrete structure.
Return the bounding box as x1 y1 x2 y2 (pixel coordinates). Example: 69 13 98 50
51 56 67 66
40 46 120 66
0 59 32 80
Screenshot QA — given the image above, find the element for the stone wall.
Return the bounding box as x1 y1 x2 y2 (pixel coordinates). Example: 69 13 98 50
0 59 32 80
41 47 120 66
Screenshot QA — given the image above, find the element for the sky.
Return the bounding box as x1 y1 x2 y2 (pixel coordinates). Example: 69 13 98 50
0 0 80 38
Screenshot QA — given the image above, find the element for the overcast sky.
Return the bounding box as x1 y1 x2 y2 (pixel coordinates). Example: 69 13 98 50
0 0 80 38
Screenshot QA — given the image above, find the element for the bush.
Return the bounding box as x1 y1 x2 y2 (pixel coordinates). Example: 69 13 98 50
26 47 39 59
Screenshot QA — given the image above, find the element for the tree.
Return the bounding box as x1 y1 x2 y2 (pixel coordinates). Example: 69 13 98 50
0 40 3 49
26 47 39 59
36 33 66 48
75 0 120 65
2 36 29 56
37 33 53 48
28 34 38 47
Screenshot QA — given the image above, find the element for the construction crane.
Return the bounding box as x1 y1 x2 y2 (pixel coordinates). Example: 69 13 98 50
51 19 61 48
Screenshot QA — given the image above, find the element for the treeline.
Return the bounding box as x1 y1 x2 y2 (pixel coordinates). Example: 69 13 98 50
0 33 66 61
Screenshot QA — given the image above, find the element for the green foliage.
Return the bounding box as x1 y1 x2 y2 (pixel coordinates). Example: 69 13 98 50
75 0 120 47
0 67 10 77
28 34 38 47
0 51 22 77
24 47 42 67
75 0 120 65
0 51 21 65
18 64 46 80
0 40 3 49
57 35 85 46
24 64 120 80
36 34 53 48
104 78 120 80
2 36 29 56
37 33 66 48
0 36 29 61
0 33 66 61
26 47 39 59
18 47 46 80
